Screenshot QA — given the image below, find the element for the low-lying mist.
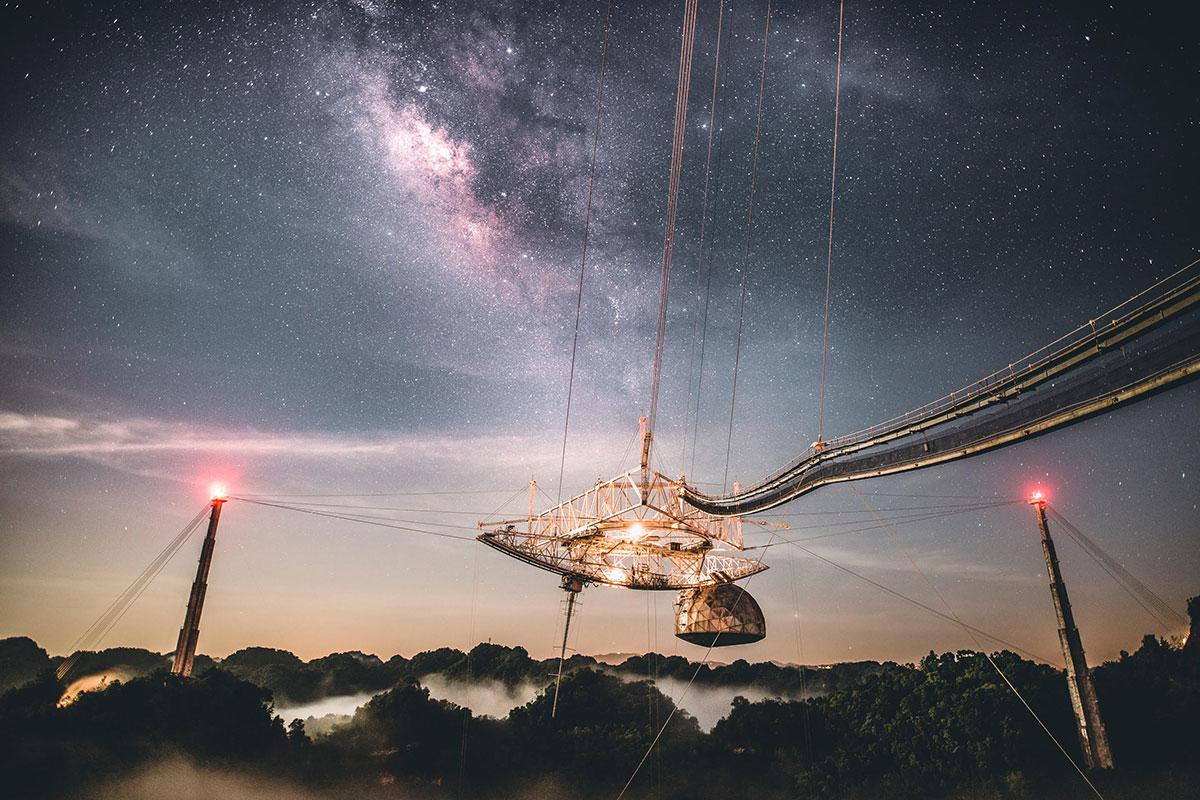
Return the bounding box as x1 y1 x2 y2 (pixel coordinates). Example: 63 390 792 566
275 692 377 724
59 669 138 707
77 758 336 800
419 674 541 718
77 756 577 800
272 676 547 734
652 676 820 734
652 676 824 731
415 673 823 731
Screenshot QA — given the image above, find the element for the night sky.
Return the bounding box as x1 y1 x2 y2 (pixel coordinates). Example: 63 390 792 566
1 0 1196 667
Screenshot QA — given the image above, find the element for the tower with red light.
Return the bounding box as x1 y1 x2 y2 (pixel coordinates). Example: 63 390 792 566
1028 489 1113 769
170 488 227 677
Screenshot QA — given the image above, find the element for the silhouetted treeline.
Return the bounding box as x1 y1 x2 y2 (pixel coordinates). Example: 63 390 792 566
2 601 1198 798
0 636 884 706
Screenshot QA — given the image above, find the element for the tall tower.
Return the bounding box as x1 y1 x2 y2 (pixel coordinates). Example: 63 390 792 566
171 491 226 677
1029 492 1114 769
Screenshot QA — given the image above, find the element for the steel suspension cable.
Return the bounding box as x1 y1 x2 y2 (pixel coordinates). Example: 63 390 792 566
57 505 211 680
556 0 614 505
237 489 523 498
816 0 845 442
616 530 778 800
782 538 1052 663
688 126 729 477
645 0 700 469
1047 506 1186 629
849 485 1106 800
681 0 724 474
231 497 476 541
616 493 1059 798
687 0 730 477
722 0 773 492
746 501 1020 546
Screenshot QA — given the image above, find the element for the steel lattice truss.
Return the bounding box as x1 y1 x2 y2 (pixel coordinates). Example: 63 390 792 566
477 468 766 590
686 262 1200 515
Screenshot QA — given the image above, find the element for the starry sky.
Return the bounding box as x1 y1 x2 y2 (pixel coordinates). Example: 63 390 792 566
1 0 1197 667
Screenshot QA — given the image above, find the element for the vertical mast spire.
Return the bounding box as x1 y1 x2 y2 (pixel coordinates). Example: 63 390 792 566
171 492 226 677
1030 493 1114 769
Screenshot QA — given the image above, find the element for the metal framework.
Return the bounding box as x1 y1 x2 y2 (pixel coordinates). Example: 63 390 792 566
1031 496 1114 769
171 495 225 677
686 262 1200 516
478 428 767 590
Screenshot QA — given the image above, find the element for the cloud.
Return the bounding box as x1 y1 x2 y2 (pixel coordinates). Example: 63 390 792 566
0 409 540 461
0 162 199 275
0 411 81 436
78 758 344 800
796 540 1029 583
0 408 628 495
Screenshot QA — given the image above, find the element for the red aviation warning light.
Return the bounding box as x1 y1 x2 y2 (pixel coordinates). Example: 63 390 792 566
209 483 228 503
1028 489 1047 507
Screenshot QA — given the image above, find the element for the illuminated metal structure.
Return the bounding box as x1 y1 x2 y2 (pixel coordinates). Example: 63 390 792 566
676 582 766 646
475 0 1200 721
171 488 226 677
479 420 772 716
686 264 1200 516
478 420 765 592
1029 492 1114 770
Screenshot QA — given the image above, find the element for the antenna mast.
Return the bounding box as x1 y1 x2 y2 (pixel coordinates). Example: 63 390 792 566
1029 493 1114 769
171 492 226 677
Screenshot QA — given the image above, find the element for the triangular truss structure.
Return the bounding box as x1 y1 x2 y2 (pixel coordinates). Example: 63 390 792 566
478 450 766 590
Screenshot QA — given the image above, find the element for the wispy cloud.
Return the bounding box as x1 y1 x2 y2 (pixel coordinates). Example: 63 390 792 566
0 409 541 462
0 409 626 498
796 540 1030 584
0 161 203 288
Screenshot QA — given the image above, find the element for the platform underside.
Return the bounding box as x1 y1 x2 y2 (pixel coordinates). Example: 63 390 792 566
477 468 767 590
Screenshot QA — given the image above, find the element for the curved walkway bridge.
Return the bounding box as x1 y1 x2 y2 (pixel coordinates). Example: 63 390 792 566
686 262 1200 516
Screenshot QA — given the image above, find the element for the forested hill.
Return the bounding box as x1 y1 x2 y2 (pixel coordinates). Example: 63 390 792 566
1 599 1198 799
0 635 891 705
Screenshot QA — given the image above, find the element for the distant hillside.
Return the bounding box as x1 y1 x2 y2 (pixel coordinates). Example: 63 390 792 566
0 636 891 706
0 637 50 694
2 615 1197 800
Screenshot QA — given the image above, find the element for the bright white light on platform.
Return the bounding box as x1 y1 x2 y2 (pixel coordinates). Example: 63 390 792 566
604 566 629 585
210 483 228 501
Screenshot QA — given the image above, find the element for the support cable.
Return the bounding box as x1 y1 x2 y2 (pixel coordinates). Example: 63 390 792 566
722 0 773 492
616 530 778 800
1047 507 1186 629
746 500 1020 546
556 0 614 505
688 124 729 477
787 547 814 763
849 485 1106 800
816 0 845 442
237 489 523 498
681 0 727 475
57 505 211 681
782 538 1051 663
458 543 481 791
645 0 701 469
230 497 477 541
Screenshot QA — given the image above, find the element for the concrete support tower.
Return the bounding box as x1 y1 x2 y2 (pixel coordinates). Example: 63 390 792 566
1030 492 1114 769
171 493 226 677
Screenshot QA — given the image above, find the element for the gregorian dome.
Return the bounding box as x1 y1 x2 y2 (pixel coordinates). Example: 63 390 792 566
674 582 766 646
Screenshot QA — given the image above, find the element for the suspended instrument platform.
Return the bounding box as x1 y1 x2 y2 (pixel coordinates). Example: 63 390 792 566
478 464 765 590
